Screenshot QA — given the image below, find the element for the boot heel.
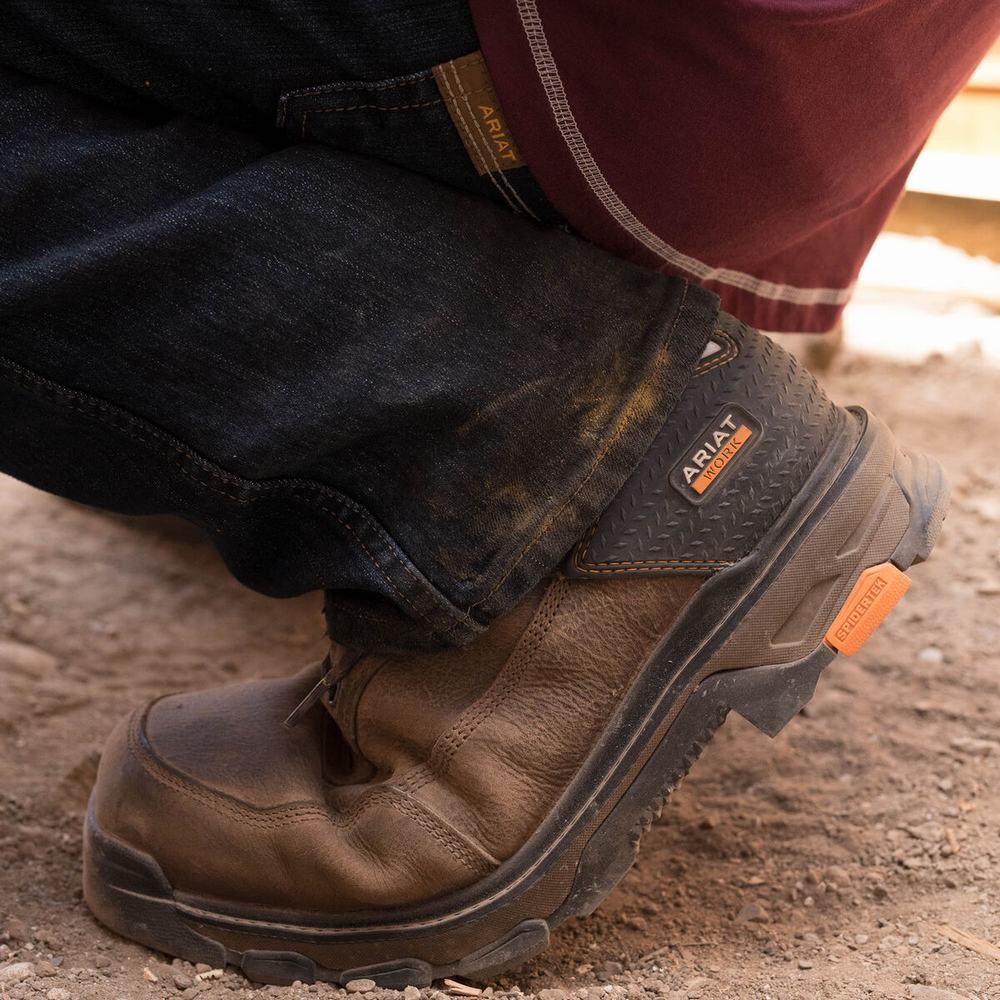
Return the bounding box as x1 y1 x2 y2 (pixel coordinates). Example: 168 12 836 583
698 410 949 737
699 647 834 737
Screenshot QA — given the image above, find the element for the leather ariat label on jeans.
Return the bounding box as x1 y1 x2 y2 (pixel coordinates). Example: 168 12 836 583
432 52 524 175
669 405 763 505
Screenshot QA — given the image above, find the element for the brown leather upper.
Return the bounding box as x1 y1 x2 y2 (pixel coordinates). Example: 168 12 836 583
92 574 700 913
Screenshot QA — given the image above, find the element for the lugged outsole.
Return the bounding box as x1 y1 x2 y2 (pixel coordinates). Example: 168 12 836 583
83 416 950 989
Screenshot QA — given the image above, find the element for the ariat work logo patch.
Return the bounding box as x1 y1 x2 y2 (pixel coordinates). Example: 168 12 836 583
669 405 762 504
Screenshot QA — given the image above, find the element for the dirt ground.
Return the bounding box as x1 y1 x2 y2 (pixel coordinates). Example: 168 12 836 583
2 346 1000 1000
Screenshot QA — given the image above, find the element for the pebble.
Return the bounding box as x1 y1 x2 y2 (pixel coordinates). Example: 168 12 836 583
403 987 422 1000
824 866 850 886
1 917 30 944
966 496 1000 523
798 959 814 970
35 961 58 978
907 987 967 1000
174 973 195 990
345 979 376 993
685 975 709 995
0 962 35 984
950 736 1000 757
917 646 945 665
46 990 72 1000
538 990 568 1000
736 902 769 923
0 640 58 675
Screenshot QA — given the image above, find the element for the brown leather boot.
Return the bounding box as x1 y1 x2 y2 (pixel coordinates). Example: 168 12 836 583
84 317 948 988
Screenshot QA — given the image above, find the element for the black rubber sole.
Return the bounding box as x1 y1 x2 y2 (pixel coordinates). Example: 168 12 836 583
83 408 950 988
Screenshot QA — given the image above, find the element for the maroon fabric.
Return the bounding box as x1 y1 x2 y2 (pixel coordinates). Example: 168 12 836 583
469 0 1000 332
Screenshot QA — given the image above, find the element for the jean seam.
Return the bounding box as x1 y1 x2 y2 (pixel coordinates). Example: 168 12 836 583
275 69 436 127
0 353 479 645
437 58 538 219
299 98 444 138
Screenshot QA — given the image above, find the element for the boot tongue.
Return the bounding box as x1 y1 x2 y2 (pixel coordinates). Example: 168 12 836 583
283 646 363 729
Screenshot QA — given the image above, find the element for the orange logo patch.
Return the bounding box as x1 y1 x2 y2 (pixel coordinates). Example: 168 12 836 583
825 563 911 656
691 424 754 495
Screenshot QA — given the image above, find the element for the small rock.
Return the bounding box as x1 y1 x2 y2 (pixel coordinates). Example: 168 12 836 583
824 866 850 886
174 973 194 990
143 967 159 983
907 987 967 1000
917 646 945 665
345 979 376 994
194 964 212 975
0 640 58 675
950 736 1000 757
403 987 422 1000
736 902 769 923
0 962 35 984
46 990 72 1000
855 933 870 945
539 990 569 1000
906 821 944 843
34 961 58 978
685 975 709 994
1 917 31 945
966 496 1000 523
92 956 111 969
798 959 814 970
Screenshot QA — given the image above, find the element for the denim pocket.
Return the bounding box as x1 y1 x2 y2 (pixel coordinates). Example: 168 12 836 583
277 68 561 223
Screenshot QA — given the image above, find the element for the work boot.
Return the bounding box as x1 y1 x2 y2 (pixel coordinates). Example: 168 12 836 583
85 315 948 987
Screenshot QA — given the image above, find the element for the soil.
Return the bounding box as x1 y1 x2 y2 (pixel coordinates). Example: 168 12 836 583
2 347 999 1000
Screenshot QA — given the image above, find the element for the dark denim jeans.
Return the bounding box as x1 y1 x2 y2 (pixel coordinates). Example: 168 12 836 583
0 1 719 651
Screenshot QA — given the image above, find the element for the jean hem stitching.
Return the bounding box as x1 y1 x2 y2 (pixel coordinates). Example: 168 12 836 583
0 353 480 645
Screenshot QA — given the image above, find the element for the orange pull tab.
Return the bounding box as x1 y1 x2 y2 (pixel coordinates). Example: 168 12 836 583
825 562 911 656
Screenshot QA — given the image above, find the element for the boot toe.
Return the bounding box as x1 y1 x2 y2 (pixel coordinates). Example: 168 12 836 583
90 670 330 907
89 668 496 913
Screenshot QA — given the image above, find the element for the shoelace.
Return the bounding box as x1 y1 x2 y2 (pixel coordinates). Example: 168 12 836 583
283 646 363 729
